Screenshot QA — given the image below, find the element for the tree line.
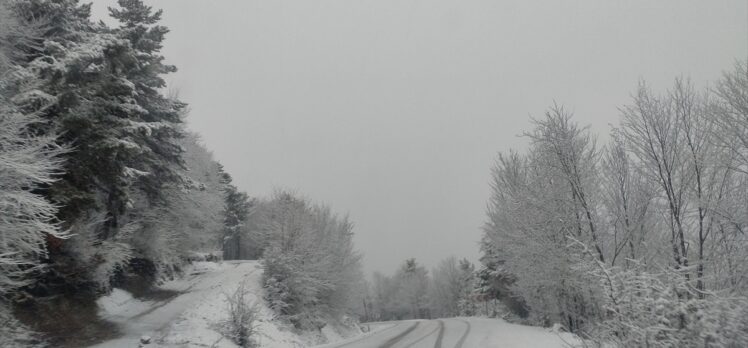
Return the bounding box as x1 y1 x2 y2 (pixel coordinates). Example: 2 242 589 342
480 67 748 346
355 256 500 322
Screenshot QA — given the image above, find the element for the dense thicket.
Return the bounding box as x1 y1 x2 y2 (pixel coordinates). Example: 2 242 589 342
481 66 748 346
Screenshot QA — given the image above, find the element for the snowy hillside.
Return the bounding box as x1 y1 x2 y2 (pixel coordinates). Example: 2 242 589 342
88 261 355 348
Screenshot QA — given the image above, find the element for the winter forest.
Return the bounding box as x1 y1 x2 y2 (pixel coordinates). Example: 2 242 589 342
1 0 747 347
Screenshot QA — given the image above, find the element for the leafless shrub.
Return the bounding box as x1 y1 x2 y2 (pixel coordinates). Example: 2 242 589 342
219 280 260 348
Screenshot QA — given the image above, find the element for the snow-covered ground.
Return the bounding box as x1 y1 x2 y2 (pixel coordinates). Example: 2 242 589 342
314 317 581 348
88 261 310 348
87 261 580 348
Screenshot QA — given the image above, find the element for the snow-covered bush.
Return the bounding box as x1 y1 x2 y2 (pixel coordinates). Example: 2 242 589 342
220 280 260 348
259 191 363 329
583 260 748 347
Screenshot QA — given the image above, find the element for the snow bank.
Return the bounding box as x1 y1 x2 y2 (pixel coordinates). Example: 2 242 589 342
297 316 363 346
97 288 152 318
469 317 582 348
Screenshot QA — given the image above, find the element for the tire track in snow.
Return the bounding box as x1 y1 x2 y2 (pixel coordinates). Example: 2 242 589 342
402 320 442 348
453 319 471 348
379 321 420 348
433 320 445 348
328 323 400 348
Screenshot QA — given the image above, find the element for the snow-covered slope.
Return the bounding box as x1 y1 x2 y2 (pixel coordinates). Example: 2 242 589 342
89 261 310 348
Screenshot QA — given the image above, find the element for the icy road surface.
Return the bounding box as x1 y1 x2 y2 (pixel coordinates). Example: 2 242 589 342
315 317 580 348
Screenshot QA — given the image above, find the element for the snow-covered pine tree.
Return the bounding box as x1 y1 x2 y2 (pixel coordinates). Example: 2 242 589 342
13 0 185 232
221 170 251 260
456 258 477 316
8 0 187 290
107 0 186 205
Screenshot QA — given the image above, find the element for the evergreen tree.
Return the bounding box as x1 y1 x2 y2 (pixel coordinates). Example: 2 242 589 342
395 259 430 319
221 170 250 260
107 0 185 204
13 0 185 236
456 259 477 316
6 0 186 291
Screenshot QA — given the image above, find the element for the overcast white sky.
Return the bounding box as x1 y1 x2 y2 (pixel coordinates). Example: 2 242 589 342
92 0 746 275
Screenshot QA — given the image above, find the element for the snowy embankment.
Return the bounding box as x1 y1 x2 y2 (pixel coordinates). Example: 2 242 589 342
89 261 351 348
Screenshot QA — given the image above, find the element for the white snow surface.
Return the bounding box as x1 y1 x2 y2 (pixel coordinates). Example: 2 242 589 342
315 317 582 348
88 261 315 348
88 261 581 348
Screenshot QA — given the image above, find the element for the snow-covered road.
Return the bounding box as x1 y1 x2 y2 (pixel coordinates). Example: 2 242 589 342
315 317 579 348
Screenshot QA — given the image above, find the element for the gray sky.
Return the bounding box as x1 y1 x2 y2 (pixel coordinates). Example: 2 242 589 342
92 0 746 275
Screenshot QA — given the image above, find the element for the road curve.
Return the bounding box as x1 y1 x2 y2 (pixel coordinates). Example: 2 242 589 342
379 321 421 348
403 319 443 348
453 319 471 348
327 319 467 348
316 317 579 348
